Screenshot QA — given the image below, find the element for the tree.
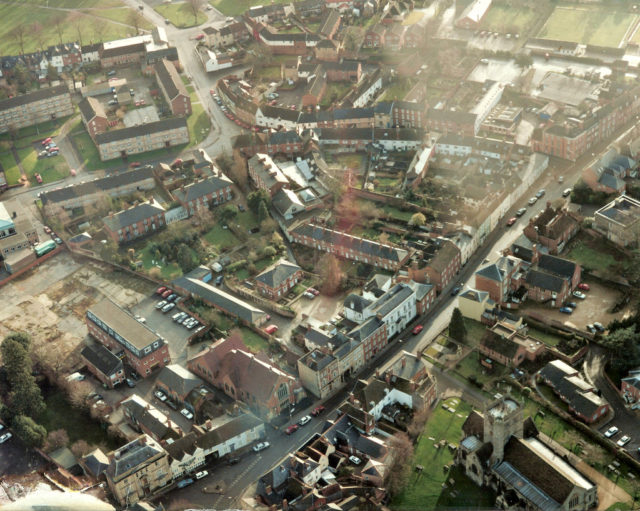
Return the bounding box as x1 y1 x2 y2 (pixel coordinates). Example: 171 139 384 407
69 12 85 47
10 377 45 418
32 22 46 53
407 407 431 442
186 0 204 24
52 15 66 46
13 415 47 448
247 189 270 214
271 231 284 250
4 332 31 351
128 9 144 34
262 245 277 258
258 200 270 224
44 429 69 453
177 243 196 273
10 25 27 57
602 326 640 374
384 433 413 497
217 204 237 222
409 212 426 227
47 64 60 84
66 380 93 408
449 308 467 342
1 337 31 384
71 439 91 457
318 255 345 296
342 26 364 51
515 54 533 68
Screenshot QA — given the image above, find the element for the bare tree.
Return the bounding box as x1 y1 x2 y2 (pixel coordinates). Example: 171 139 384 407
318 254 345 296
186 0 204 25
10 25 27 57
44 429 69 453
128 9 143 35
32 22 46 54
384 432 414 497
407 406 431 442
52 15 66 46
70 439 92 457
66 380 93 408
92 18 106 43
70 13 85 47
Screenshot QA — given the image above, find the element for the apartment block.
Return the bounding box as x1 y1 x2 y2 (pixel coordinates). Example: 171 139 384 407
154 59 191 116
0 85 73 133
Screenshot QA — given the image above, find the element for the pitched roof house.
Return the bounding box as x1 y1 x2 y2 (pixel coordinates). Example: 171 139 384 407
254 259 303 299
155 364 203 403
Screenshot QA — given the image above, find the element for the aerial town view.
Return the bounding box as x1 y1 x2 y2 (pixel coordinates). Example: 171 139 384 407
3 0 640 509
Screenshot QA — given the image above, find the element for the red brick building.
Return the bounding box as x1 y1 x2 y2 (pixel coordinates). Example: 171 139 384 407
172 175 234 216
254 259 303 299
348 317 388 362
523 205 580 255
324 60 361 82
621 370 640 403
78 97 108 139
102 199 166 245
426 108 478 136
86 298 170 377
81 343 125 388
424 240 461 292
392 100 428 129
364 25 386 48
154 58 191 116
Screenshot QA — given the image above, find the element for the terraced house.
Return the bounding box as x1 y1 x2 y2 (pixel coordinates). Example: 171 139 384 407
0 85 73 133
172 174 234 216
254 259 303 299
103 199 166 245
94 118 189 161
154 59 191 116
78 96 108 138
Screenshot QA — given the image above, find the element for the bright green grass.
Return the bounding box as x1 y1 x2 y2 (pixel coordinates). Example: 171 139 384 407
240 327 269 352
187 103 211 147
392 398 473 509
537 6 636 47
18 147 69 184
235 211 259 231
481 2 540 34
528 327 561 347
155 3 207 28
203 224 238 249
209 0 289 16
254 66 282 83
0 152 21 185
139 245 182 280
23 0 122 7
94 7 154 30
72 132 109 172
382 204 414 222
566 241 617 271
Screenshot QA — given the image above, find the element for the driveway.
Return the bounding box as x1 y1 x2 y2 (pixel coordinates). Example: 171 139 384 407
0 433 45 477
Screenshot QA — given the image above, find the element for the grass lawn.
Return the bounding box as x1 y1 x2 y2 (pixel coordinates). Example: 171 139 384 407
455 352 507 386
17 147 69 184
566 241 617 271
383 80 412 101
254 66 282 82
240 327 269 352
203 224 238 250
537 6 637 47
392 397 476 509
0 152 21 185
209 0 289 16
254 257 274 272
235 268 249 280
320 82 353 107
72 131 122 171
0 3 145 56
95 7 154 29
0 116 73 144
139 245 182 280
335 153 364 170
460 318 487 345
40 389 119 450
235 211 259 231
187 103 211 147
528 327 561 347
155 3 207 28
382 204 413 222
481 2 540 34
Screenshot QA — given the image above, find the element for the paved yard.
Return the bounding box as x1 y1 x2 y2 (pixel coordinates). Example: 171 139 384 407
0 434 45 477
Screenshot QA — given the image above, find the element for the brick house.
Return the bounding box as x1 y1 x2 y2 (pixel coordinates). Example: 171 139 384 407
455 0 492 29
324 60 361 82
121 394 181 442
302 72 327 107
247 153 289 196
103 198 166 245
392 100 427 129
474 255 525 304
86 298 171 377
81 343 125 388
154 58 191 116
621 368 640 403
424 239 461 292
523 204 580 255
348 317 388 362
314 39 339 62
78 97 108 139
203 20 249 48
364 25 386 48
594 194 640 247
155 364 203 405
535 253 581 291
100 40 146 68
188 336 305 420
426 108 478 136
254 259 303 300
172 175 233 216
478 322 545 368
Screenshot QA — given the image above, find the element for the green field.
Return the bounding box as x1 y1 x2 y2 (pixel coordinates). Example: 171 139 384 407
537 7 637 47
139 245 182 280
209 0 289 16
203 224 238 250
187 103 211 147
17 147 69 185
566 241 617 271
481 2 540 34
0 2 151 56
240 327 269 352
382 80 412 101
155 3 207 28
0 152 21 185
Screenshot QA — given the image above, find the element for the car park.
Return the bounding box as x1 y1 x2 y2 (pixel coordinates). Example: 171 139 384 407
412 325 424 335
161 303 176 313
186 321 198 330
154 390 168 402
253 442 270 452
573 291 586 300
617 435 631 447
515 208 527 217
559 307 573 314
298 415 311 426
0 433 12 444
528 197 538 205
195 470 208 479
577 283 590 291
286 424 299 434
506 217 517 227
348 456 362 465
180 409 194 420
172 312 184 321
311 406 325 416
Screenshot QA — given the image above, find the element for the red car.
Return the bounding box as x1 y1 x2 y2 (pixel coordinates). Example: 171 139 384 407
311 406 325 417
506 217 517 227
161 289 172 298
265 324 278 335
412 325 424 335
307 288 320 296
156 286 167 295
130 162 142 168
195 34 205 40
577 283 590 291
35 173 42 184
42 137 52 145
285 424 299 435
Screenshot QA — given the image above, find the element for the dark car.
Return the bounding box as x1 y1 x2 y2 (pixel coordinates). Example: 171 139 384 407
451 286 462 296
559 306 573 314
227 457 240 465
564 301 577 309
166 293 178 302
126 378 136 388
176 478 194 489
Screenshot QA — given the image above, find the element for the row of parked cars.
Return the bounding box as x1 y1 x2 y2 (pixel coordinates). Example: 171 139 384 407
558 283 590 314
210 90 252 130
38 137 59 158
172 311 203 333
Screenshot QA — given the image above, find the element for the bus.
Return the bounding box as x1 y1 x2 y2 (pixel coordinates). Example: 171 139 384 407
34 240 56 257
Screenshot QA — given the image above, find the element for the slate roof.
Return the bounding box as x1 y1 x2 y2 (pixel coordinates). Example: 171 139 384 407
313 127 423 142
368 283 413 318
78 96 106 121
291 223 409 263
81 343 123 377
259 104 301 123
344 293 371 313
318 9 340 36
156 364 203 398
299 349 336 371
348 316 385 342
155 59 187 100
121 394 173 440
82 448 109 477
537 255 576 281
526 269 565 293
255 260 302 289
476 263 503 282
101 42 145 59
459 289 488 303
480 330 520 358
427 240 460 272
95 117 187 145
0 84 68 110
428 107 477 124
172 175 232 203
269 130 302 145
106 435 165 481
196 413 263 450
165 431 198 461
103 199 165 232
173 276 266 324
304 327 332 347
260 27 321 43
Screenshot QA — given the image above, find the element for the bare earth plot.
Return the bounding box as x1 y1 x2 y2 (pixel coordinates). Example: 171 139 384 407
537 6 637 48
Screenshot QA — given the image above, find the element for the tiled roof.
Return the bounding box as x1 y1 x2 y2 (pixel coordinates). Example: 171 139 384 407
319 9 340 36
344 293 371 313
427 240 460 272
172 175 233 203
196 413 263 450
0 84 68 110
156 364 202 398
95 117 187 145
348 316 384 342
106 435 164 481
78 96 106 121
154 59 188 100
526 269 565 292
121 394 172 439
103 199 165 232
81 343 122 377
255 260 301 288
259 105 301 123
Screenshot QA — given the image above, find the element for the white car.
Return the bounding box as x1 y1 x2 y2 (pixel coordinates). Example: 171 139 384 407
195 470 209 480
154 390 168 402
180 408 194 420
253 441 270 452
298 415 311 426
348 455 362 465
528 197 538 206
161 302 176 313
617 435 631 447
0 432 12 444
573 291 586 300
604 426 619 438
155 300 167 309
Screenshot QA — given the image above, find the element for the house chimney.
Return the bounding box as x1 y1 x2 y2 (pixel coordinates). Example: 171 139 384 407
401 357 406 369
385 373 391 384
349 393 355 403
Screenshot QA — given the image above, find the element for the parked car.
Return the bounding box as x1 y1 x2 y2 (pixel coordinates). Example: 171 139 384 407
594 322 605 332
573 291 586 300
348 456 362 465
126 378 136 388
617 435 631 447
586 324 596 334
286 424 299 434
195 470 208 480
604 426 620 438
54 237 62 245
215 275 223 286
577 283 590 291
451 286 462 296
559 307 573 314
536 189 546 198
176 478 194 489
412 324 424 335
154 390 168 402
264 324 278 335
298 415 311 426
506 217 517 227
155 300 167 310
515 207 527 217
0 433 12 444
311 406 325 416
42 137 52 145
171 158 183 168
528 196 538 205
180 408 194 420
307 288 320 296
166 293 178 302
195 33 205 40
129 162 142 168
161 302 176 313
562 188 572 197
227 457 240 465
253 442 270 452
161 289 172 298
564 301 577 309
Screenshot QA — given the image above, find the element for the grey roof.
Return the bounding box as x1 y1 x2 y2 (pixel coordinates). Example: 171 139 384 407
101 42 145 59
82 448 109 477
78 96 106 121
299 349 336 371
494 461 561 511
599 172 625 190
318 9 340 36
291 223 409 263
344 293 371 313
41 167 154 205
409 280 433 301
156 364 202 397
476 263 503 282
95 117 187 145
172 175 232 203
259 27 320 43
81 343 123 377
121 395 172 439
154 59 188 101
269 130 302 145
255 260 301 288
537 254 577 281
428 107 477 124
304 327 332 347
196 413 263 450
0 84 68 110
459 289 488 303
313 127 423 142
369 283 413 318
165 431 198 461
50 447 78 470
173 277 266 324
106 436 164 481
348 316 384 342
259 105 301 123
103 200 165 232
526 269 565 293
